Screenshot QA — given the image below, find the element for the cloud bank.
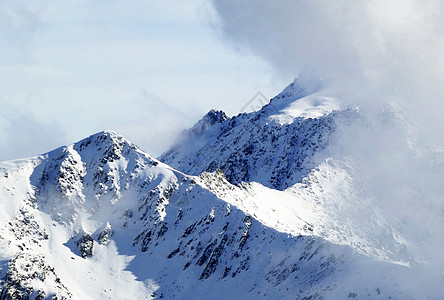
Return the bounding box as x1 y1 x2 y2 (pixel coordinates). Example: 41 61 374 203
211 1 444 111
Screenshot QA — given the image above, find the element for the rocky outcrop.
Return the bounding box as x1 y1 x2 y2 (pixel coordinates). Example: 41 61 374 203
75 233 94 259
0 253 71 299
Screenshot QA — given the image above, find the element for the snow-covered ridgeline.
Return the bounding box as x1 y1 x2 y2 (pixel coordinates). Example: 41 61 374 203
0 75 443 299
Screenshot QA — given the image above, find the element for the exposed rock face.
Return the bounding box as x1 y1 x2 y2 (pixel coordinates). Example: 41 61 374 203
7 209 49 252
0 253 71 300
188 109 229 136
33 145 87 224
75 234 94 259
96 223 114 245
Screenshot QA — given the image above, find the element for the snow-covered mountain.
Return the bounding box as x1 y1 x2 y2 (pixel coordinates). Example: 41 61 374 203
160 77 348 190
1 77 443 299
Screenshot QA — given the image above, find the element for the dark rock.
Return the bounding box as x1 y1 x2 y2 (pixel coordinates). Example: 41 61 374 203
75 233 94 258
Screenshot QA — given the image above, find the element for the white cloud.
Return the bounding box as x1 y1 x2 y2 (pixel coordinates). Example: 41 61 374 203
210 1 444 104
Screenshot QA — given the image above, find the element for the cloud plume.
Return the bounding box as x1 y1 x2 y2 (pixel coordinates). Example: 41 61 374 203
210 1 444 110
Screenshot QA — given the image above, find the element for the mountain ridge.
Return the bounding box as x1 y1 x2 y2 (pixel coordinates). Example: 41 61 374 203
1 81 443 299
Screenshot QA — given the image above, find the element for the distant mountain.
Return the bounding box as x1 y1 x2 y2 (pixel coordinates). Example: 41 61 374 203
0 77 443 299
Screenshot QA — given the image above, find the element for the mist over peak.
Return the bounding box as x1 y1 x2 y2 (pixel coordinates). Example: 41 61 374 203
271 68 324 103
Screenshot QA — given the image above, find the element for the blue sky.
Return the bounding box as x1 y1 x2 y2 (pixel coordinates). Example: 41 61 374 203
0 0 290 159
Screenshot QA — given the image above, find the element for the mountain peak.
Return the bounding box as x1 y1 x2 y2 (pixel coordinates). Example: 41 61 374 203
73 130 138 156
203 109 229 123
271 69 324 103
192 109 228 133
81 130 127 144
196 109 229 126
